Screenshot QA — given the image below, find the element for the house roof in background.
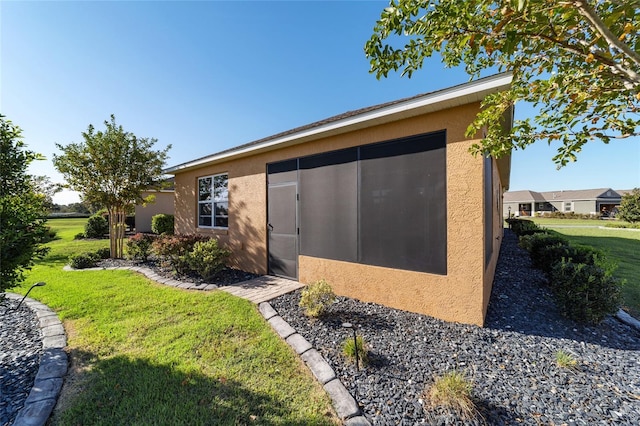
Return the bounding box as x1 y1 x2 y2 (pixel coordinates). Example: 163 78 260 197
504 188 623 203
164 73 513 174
538 188 620 201
503 190 546 203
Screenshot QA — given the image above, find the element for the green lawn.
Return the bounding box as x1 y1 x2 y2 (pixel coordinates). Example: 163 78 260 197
17 219 336 425
530 218 640 319
528 217 607 226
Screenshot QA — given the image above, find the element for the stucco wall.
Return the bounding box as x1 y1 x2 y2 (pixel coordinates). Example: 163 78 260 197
482 157 504 317
173 101 503 326
135 191 175 233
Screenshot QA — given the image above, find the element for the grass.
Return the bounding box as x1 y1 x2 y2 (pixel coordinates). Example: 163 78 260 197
528 217 606 226
555 350 579 371
16 218 336 425
425 371 479 421
528 218 640 319
342 335 369 368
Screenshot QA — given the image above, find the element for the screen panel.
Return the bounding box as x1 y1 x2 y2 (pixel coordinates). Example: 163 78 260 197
299 148 358 262
267 159 298 185
359 132 447 274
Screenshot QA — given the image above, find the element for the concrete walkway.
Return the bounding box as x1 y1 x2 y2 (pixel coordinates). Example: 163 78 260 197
219 275 304 303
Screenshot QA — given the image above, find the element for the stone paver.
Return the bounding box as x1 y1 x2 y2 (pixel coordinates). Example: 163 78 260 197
285 333 312 355
6 294 67 426
258 302 278 320
258 302 370 425
323 378 362 420
267 315 296 339
301 349 337 385
345 415 372 425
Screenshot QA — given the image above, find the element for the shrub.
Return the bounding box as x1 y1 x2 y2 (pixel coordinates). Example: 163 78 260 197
507 218 540 235
151 214 175 235
184 238 231 280
342 334 369 368
518 232 569 271
152 234 210 273
85 214 109 238
95 247 111 259
604 222 640 229
534 242 604 275
550 259 622 324
40 226 58 243
69 252 99 269
299 279 336 318
73 232 85 240
424 371 478 420
540 211 602 220
126 233 155 261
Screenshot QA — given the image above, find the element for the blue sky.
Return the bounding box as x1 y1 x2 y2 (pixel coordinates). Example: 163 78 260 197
2 0 638 205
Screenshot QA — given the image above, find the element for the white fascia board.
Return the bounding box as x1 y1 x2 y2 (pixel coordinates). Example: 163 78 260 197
165 73 513 174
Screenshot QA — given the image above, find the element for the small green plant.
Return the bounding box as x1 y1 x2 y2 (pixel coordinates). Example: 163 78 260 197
73 232 85 240
342 335 369 368
151 214 175 235
126 233 155 261
185 238 231 280
84 214 109 238
425 371 479 421
555 350 579 371
95 247 111 259
69 252 99 269
299 279 336 317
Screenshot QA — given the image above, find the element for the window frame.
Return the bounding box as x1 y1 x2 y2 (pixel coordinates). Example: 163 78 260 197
197 173 229 229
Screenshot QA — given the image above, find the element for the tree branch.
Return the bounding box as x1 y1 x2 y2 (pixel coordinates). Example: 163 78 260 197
571 0 640 84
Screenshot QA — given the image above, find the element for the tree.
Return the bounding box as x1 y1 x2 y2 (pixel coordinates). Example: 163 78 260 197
365 0 640 166
31 175 62 212
618 188 640 222
54 115 171 258
0 115 50 293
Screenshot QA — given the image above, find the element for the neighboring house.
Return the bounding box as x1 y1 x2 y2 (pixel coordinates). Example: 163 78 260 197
134 179 175 233
503 188 623 217
165 74 513 326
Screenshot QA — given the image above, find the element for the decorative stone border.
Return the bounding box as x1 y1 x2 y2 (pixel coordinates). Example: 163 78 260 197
258 302 371 425
617 308 640 331
5 293 67 426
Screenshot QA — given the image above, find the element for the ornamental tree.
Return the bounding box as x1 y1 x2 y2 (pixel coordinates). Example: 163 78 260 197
618 188 640 223
0 115 50 293
54 115 171 258
365 0 640 166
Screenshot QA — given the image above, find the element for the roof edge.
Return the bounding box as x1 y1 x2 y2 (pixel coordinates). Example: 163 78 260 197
165 73 513 174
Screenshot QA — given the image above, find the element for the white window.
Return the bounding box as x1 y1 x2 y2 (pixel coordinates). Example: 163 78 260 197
564 202 572 212
198 173 228 228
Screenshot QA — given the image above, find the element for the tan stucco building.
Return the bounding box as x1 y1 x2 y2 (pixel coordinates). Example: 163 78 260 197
134 190 175 233
165 74 513 326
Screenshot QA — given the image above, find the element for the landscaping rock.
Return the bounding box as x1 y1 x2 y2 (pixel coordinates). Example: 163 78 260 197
270 229 640 425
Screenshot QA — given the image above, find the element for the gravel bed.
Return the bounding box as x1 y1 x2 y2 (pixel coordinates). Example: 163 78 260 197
270 230 640 425
97 257 260 286
0 297 43 426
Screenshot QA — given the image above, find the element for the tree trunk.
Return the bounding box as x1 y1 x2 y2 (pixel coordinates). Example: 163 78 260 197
108 207 117 258
108 206 127 258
